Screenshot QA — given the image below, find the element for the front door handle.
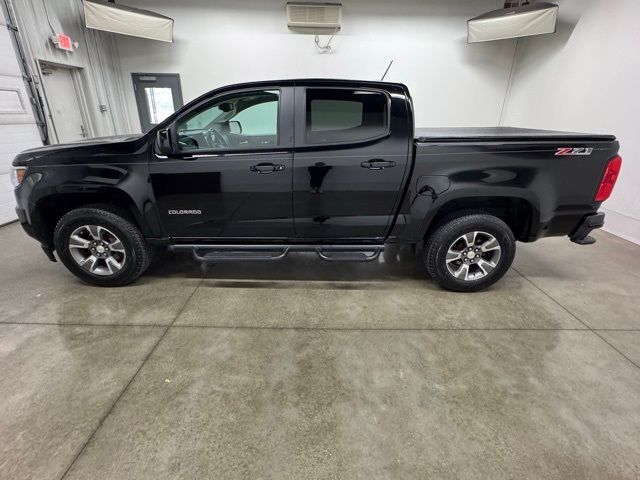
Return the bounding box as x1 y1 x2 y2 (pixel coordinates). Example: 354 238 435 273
250 163 285 174
361 159 396 170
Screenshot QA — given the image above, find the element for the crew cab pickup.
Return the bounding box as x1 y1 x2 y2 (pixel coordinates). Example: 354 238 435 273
11 79 622 291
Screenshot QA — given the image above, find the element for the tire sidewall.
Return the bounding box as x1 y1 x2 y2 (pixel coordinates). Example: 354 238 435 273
54 211 140 286
432 217 515 292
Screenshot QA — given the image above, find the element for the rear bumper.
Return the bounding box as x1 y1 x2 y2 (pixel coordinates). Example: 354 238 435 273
570 212 605 245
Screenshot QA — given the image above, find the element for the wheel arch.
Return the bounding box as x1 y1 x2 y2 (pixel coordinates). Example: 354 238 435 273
420 195 539 242
34 189 153 249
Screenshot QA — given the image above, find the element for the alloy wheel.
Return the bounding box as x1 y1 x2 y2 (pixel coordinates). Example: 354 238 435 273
68 225 127 276
445 230 501 281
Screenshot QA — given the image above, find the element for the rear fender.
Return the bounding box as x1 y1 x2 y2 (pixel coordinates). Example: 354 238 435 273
396 186 541 242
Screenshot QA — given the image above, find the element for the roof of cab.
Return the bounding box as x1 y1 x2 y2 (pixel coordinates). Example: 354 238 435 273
223 78 408 89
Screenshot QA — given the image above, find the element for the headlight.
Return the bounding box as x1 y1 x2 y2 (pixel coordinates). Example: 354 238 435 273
11 167 27 187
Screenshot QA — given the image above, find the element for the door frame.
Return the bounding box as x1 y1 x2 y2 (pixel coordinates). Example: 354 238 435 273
132 73 184 133
36 60 94 143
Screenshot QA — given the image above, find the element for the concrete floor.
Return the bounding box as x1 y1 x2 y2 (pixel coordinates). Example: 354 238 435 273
1 222 639 479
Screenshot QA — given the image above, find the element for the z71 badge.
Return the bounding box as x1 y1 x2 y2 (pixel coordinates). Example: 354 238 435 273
555 147 593 156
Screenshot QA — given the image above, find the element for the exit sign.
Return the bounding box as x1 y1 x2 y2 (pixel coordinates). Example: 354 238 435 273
56 33 73 51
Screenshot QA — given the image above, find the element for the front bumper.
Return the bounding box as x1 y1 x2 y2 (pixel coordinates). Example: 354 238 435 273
15 206 36 238
570 212 605 245
15 205 56 262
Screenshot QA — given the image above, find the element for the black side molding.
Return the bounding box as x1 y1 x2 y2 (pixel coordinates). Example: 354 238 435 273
570 212 605 245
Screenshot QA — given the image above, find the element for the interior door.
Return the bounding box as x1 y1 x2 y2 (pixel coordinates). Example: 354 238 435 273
132 73 183 133
150 87 295 239
39 64 88 143
292 87 410 239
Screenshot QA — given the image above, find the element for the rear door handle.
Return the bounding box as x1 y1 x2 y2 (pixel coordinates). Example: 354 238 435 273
361 159 396 170
250 163 285 174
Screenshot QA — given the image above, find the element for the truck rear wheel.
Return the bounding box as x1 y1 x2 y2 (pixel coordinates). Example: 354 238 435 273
423 214 515 292
53 205 151 287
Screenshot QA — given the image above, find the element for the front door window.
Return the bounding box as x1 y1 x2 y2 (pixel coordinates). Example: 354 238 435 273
176 90 279 151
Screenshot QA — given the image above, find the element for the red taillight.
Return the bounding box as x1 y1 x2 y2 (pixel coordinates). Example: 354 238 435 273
594 155 622 202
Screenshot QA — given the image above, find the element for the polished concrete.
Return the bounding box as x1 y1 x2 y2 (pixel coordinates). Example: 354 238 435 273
1 222 639 479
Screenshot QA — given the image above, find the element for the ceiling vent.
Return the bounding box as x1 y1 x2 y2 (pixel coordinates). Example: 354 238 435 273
287 3 342 29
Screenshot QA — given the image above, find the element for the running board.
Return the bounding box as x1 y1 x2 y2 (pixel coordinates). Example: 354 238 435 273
315 247 381 262
193 248 290 263
169 244 384 264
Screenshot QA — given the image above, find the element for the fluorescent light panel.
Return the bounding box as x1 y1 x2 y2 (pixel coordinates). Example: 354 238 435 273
468 2 559 43
83 0 174 43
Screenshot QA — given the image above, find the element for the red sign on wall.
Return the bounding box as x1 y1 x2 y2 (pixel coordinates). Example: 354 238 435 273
56 33 73 51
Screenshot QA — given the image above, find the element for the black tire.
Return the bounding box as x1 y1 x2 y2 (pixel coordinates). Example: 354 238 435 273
423 214 515 292
53 204 150 287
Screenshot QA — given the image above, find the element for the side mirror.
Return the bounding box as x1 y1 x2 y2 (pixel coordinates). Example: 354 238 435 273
228 121 242 134
155 129 173 156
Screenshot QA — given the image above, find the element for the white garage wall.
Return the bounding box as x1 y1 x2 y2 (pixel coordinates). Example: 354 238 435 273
0 10 41 225
502 0 640 244
8 0 133 138
117 0 515 132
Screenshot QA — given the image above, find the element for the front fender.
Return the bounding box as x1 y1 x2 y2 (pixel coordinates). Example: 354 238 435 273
20 163 164 244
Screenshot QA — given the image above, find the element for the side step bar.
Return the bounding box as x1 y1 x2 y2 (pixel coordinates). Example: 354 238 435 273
169 244 384 264
193 248 290 262
315 248 380 262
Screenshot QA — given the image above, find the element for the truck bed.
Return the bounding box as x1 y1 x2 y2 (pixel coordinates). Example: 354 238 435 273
415 127 616 143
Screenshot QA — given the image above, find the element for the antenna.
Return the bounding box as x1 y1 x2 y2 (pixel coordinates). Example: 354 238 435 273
380 60 393 81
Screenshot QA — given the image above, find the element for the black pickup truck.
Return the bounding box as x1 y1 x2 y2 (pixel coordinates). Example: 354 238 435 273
12 79 622 291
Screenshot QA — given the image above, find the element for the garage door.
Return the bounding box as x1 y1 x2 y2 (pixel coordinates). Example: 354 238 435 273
0 14 41 225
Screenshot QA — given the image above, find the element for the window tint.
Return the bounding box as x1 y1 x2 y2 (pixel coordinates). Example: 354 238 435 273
176 90 279 151
233 100 278 135
306 89 388 144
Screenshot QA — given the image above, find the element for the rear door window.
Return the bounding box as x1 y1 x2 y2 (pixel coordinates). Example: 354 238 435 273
305 89 389 145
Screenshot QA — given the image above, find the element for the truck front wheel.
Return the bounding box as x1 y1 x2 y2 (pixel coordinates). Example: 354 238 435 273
423 214 515 292
53 205 151 287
